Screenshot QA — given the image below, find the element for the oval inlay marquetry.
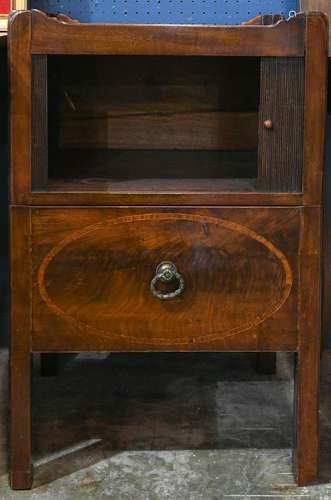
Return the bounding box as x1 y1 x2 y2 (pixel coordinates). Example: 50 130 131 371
37 213 293 346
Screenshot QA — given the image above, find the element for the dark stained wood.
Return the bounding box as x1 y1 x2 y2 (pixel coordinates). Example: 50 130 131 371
295 207 322 485
8 11 328 488
52 55 260 113
47 150 258 194
49 150 258 180
30 10 305 57
8 10 323 207
46 12 80 25
60 111 258 151
32 55 48 189
24 191 305 207
303 13 328 205
300 7 331 345
258 57 304 192
242 14 284 26
8 10 32 205
302 13 329 362
10 207 32 490
31 207 300 352
300 0 331 54
54 55 259 151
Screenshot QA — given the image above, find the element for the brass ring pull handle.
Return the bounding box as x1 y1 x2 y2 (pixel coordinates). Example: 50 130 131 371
150 261 185 301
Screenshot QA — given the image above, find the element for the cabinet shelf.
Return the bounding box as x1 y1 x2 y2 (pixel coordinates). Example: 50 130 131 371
47 150 257 193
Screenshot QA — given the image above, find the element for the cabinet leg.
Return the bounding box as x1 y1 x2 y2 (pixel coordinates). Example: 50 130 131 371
294 347 320 486
9 355 33 489
40 353 60 377
10 207 33 490
255 353 276 374
294 207 321 485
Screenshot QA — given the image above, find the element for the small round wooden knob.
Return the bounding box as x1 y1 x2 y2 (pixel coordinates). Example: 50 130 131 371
263 119 273 129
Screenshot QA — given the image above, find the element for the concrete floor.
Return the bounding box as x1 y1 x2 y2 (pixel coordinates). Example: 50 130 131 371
0 351 331 499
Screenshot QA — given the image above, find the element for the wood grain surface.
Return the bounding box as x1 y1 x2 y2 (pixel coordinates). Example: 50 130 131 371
303 12 328 205
53 55 259 151
32 55 48 189
30 10 305 56
10 207 32 490
8 10 328 488
8 10 31 204
300 0 331 53
31 207 300 352
258 57 304 192
295 207 322 485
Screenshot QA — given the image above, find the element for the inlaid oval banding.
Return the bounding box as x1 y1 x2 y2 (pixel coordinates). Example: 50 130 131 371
37 213 293 346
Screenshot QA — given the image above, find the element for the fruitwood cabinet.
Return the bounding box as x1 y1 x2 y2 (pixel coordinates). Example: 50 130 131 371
8 9 328 489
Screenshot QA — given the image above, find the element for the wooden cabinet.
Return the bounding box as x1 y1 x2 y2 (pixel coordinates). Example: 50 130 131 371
8 10 328 489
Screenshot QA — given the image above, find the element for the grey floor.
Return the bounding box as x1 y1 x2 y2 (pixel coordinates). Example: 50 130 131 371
0 352 331 499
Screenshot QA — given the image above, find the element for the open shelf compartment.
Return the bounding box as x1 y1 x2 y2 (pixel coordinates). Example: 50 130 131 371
32 54 304 195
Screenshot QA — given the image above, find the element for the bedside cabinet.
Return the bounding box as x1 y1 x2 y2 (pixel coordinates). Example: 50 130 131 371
8 10 328 489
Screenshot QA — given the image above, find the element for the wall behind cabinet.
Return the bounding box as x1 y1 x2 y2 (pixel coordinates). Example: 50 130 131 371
29 0 298 24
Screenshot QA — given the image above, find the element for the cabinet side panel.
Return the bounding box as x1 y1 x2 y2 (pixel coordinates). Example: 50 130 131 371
303 13 328 205
9 11 32 204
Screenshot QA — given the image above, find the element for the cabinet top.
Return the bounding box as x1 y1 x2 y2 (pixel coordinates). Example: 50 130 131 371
8 9 328 57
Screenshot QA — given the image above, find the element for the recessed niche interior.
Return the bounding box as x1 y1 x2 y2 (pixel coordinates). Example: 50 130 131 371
32 55 262 193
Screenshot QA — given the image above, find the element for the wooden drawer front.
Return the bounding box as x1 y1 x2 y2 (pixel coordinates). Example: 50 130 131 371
31 208 300 351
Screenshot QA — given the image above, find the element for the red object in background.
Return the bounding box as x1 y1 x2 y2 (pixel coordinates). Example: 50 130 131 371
0 0 11 14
